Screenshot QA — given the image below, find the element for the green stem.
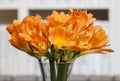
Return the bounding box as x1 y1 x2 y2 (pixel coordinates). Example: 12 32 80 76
57 62 71 81
38 59 46 81
49 60 57 81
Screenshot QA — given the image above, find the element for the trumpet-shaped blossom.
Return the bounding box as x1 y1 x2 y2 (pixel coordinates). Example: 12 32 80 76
7 15 50 59
47 9 113 56
7 8 114 61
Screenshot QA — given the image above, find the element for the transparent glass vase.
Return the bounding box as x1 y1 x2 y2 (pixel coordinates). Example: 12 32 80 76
38 59 73 81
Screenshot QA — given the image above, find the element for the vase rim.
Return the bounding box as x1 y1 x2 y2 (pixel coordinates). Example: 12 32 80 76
58 61 72 64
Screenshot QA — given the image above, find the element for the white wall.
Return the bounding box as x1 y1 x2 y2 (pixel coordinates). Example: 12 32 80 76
110 0 120 75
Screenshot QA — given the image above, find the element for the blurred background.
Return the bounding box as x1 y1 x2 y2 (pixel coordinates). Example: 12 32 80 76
0 0 120 81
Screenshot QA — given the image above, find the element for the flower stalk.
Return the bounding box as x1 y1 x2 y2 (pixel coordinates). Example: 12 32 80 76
38 59 46 81
49 60 57 81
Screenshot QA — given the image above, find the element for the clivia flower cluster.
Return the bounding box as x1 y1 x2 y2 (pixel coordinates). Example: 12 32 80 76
6 8 114 81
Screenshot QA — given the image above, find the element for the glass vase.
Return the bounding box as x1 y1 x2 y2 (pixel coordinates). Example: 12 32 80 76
38 59 73 81
57 62 72 81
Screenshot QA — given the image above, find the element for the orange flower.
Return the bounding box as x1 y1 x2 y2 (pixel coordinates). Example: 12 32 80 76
47 9 113 54
71 24 114 54
49 26 75 49
6 8 114 61
65 10 88 39
6 20 21 34
6 15 50 57
9 33 33 54
47 11 70 27
19 15 50 54
47 10 76 49
87 13 96 24
47 9 94 49
19 15 43 41
31 26 50 54
88 25 109 49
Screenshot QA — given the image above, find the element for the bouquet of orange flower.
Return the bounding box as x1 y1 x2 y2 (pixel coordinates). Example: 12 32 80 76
6 8 113 81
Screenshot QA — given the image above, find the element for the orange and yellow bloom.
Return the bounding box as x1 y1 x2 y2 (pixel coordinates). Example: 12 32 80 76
6 8 113 61
47 9 113 55
6 15 50 59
